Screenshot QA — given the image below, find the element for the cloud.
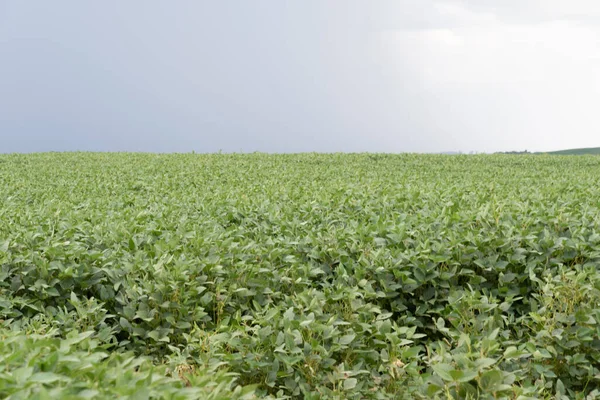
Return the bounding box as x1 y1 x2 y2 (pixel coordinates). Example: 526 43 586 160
383 20 600 84
2 0 600 153
444 0 600 28
375 1 600 152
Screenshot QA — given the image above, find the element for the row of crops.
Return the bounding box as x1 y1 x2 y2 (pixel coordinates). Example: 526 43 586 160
1 153 600 399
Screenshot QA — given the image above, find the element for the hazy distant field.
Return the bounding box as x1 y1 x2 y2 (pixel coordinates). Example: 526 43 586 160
2 153 600 399
544 147 600 155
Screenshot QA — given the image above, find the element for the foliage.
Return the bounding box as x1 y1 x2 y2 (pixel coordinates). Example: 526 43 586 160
2 152 600 399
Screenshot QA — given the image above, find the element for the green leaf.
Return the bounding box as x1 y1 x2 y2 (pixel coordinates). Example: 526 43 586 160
450 369 478 383
556 379 565 395
339 333 356 345
119 317 132 330
474 357 497 370
503 346 529 360
29 372 64 384
70 291 79 304
78 390 100 399
480 370 504 391
12 367 33 384
344 378 358 390
431 363 454 381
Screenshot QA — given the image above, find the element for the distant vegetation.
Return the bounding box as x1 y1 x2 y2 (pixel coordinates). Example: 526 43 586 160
496 147 600 155
495 150 532 155
543 147 600 155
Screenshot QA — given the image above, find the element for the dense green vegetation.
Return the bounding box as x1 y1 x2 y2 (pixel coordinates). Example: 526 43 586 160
2 153 600 399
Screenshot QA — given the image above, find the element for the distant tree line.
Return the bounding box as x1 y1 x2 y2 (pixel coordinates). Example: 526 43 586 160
495 150 532 155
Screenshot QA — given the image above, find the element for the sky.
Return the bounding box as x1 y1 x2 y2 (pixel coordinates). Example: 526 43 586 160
1 1 599 153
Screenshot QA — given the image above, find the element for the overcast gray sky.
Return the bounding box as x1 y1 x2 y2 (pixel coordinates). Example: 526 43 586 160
1 1 599 153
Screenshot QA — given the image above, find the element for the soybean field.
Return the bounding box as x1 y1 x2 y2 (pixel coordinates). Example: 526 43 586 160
2 153 600 399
